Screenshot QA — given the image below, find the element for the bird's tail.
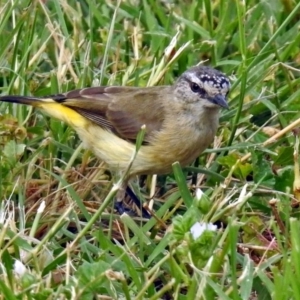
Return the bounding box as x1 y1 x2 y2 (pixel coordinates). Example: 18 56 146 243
0 94 86 126
0 95 58 107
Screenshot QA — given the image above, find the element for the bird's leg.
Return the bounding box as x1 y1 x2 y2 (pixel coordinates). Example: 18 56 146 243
114 182 151 218
114 185 130 214
125 186 151 218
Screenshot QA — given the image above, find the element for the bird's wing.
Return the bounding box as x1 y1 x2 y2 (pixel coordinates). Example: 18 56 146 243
55 86 168 143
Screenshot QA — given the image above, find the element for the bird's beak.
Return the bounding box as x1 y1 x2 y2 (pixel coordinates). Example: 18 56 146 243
209 94 229 109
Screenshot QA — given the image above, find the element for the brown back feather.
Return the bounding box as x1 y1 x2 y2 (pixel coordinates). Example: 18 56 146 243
54 86 169 143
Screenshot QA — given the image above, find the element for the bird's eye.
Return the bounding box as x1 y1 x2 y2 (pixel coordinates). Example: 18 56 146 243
191 82 200 93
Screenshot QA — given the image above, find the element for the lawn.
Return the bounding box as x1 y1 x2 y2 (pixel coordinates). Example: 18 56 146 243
1 0 300 299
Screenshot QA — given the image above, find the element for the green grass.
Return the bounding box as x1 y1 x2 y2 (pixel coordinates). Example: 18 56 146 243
1 0 300 299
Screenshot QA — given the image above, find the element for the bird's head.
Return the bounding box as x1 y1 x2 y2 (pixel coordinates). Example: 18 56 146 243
175 65 230 110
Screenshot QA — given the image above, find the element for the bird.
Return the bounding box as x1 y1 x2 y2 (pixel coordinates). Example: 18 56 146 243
0 65 230 215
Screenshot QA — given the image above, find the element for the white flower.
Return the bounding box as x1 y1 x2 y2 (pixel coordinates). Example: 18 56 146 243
195 188 204 200
14 259 27 276
190 222 217 240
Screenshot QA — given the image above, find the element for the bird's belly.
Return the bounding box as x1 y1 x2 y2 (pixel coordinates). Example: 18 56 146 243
74 121 216 176
132 127 216 175
74 124 135 168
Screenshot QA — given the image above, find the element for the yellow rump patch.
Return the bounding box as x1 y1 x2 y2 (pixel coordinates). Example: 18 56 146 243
38 102 88 128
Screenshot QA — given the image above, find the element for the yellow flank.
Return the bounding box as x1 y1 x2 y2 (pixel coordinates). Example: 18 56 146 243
37 102 88 128
36 101 140 173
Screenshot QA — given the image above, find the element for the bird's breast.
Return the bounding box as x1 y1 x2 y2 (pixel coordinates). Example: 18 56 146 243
131 111 219 175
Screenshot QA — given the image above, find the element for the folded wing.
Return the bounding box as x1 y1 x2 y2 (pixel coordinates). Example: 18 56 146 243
54 86 168 143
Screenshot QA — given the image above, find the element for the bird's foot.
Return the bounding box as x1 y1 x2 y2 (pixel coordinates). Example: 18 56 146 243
114 201 137 216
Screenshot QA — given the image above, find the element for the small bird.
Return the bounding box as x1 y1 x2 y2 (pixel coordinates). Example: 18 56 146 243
0 65 230 214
